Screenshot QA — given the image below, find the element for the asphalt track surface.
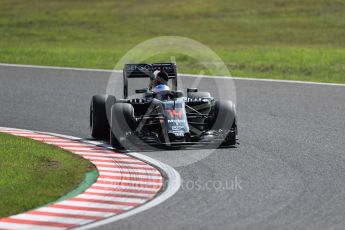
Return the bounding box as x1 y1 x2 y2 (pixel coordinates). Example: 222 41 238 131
1 65 345 230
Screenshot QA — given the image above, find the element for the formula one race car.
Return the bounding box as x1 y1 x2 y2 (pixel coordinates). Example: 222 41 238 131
90 63 238 149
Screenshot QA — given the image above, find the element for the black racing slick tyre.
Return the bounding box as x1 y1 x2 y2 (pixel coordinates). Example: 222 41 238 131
209 100 237 146
90 94 116 139
110 103 136 149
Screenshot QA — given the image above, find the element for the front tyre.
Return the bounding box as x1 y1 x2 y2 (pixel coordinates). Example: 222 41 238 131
110 103 136 149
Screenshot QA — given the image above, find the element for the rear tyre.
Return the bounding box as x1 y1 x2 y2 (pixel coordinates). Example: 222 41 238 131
90 95 116 139
209 100 237 146
110 103 136 149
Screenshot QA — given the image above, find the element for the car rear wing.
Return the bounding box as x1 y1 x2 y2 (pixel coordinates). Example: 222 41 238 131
123 63 177 98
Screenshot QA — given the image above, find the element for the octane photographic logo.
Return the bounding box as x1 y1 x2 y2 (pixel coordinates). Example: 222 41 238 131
106 36 237 167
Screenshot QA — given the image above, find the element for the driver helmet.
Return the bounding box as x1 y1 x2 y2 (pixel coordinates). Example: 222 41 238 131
152 84 170 94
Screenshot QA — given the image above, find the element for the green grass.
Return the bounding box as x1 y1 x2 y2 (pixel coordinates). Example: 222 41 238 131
0 0 344 83
0 132 95 217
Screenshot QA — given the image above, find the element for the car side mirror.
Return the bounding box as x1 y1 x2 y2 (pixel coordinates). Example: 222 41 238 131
135 88 148 94
145 91 155 98
187 88 198 92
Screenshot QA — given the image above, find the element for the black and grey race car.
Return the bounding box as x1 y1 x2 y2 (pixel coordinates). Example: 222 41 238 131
90 63 238 149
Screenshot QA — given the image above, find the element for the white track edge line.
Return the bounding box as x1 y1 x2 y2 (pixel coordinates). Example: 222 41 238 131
0 127 181 230
1 62 344 87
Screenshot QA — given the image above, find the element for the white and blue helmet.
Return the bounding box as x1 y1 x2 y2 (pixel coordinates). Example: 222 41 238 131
152 84 170 94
